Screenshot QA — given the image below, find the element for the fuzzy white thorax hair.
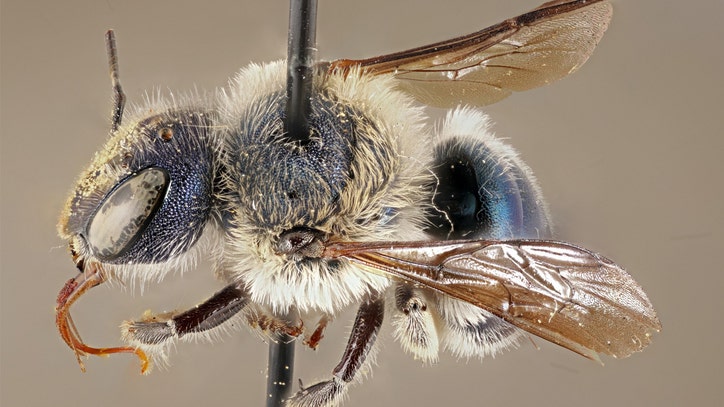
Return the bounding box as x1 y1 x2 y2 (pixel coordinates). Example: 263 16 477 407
216 62 433 315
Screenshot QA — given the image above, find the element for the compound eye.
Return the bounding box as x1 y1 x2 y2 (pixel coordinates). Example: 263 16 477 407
86 167 169 260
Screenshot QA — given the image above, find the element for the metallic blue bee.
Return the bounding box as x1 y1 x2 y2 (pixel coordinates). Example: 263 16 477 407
56 1 660 406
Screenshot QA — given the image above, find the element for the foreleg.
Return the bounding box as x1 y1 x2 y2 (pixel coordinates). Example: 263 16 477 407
121 282 250 364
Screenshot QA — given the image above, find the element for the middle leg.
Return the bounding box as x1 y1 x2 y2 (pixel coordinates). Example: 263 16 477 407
287 294 385 407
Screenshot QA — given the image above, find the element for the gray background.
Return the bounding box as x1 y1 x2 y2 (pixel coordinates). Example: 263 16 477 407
2 1 722 406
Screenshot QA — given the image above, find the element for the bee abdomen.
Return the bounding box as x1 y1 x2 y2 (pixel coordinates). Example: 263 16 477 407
425 108 551 240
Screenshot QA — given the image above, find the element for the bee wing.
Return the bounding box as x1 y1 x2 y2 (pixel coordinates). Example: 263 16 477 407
324 239 661 362
327 0 612 107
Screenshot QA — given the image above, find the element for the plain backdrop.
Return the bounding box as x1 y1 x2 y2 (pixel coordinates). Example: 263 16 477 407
2 1 722 406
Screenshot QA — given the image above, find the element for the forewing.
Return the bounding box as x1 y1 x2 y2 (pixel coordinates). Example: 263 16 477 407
325 240 660 361
327 0 613 107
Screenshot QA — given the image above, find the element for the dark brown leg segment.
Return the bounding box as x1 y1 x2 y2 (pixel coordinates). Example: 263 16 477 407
122 282 250 346
287 295 385 407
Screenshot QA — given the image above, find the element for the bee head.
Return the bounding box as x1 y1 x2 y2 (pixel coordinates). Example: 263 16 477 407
58 33 223 284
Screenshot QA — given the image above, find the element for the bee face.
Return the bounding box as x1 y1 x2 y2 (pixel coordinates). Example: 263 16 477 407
58 107 220 281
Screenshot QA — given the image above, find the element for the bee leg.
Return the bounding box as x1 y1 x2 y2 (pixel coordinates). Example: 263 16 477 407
287 295 384 407
244 307 305 338
391 284 439 363
121 282 249 362
436 294 526 359
303 314 331 350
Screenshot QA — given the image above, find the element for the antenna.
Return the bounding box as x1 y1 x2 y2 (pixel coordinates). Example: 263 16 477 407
105 30 126 132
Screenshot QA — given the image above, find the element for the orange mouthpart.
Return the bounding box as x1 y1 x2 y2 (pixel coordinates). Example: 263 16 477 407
55 264 149 374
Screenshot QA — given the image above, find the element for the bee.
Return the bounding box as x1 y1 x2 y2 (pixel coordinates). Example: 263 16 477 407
56 1 661 406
